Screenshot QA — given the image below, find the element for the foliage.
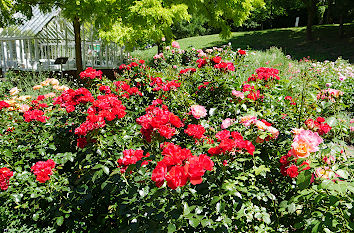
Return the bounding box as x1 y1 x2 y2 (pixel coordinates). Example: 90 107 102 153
244 0 306 29
99 0 264 49
171 14 217 40
0 44 353 232
131 23 354 64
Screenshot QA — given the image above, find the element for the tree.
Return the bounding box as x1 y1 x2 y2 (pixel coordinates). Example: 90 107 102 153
333 0 354 38
99 0 264 50
245 0 305 30
0 0 34 27
98 0 191 53
301 0 319 40
0 0 14 27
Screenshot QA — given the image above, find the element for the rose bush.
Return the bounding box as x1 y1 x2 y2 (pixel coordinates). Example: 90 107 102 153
0 43 353 232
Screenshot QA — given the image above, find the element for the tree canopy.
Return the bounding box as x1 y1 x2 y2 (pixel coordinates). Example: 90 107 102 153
98 0 265 49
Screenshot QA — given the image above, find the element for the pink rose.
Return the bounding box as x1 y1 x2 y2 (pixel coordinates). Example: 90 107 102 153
323 155 335 165
190 105 207 119
315 167 330 179
268 126 279 139
221 118 234 129
198 52 207 57
19 104 30 113
240 115 257 127
171 41 180 49
44 92 56 99
293 130 323 153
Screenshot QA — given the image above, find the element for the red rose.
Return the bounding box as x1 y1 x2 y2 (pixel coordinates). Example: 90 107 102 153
208 147 222 156
279 155 289 165
184 124 205 139
238 49 246 55
215 130 231 141
165 165 188 189
219 139 236 153
316 117 325 123
31 159 56 183
280 165 287 176
319 123 331 135
77 137 87 148
0 167 14 190
151 161 167 187
212 56 222 64
286 165 299 178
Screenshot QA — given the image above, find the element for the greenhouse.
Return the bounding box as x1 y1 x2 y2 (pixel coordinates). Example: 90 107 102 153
0 7 125 74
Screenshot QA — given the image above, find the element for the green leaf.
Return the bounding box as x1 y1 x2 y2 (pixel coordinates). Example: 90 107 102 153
33 213 40 221
263 213 271 224
4 149 13 157
92 164 103 170
167 223 176 233
101 182 108 190
297 170 312 190
326 117 337 127
211 196 221 205
38 148 45 155
319 179 334 190
201 218 214 227
288 203 296 213
56 216 64 226
139 186 149 197
188 217 200 228
183 202 190 216
254 165 270 176
102 166 110 175
294 222 304 229
312 221 321 233
11 193 23 203
336 169 348 179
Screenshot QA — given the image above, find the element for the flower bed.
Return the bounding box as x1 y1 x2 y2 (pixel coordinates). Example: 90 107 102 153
0 44 353 232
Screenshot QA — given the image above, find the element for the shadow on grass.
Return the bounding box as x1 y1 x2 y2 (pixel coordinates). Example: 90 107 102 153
211 24 354 63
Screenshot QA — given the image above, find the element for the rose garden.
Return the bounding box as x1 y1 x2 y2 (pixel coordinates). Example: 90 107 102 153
0 40 353 232
1 0 354 231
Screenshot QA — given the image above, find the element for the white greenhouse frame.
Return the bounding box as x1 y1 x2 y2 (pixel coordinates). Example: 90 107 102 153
0 7 126 74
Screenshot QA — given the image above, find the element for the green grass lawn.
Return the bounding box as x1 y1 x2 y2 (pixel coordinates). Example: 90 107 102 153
132 23 354 63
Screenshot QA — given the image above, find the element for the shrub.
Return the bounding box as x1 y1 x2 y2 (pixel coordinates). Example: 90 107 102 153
0 44 353 232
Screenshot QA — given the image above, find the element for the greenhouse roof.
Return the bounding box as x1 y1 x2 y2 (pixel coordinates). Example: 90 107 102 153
0 7 62 39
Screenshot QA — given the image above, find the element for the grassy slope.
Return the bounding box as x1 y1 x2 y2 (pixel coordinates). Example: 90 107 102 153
132 24 354 63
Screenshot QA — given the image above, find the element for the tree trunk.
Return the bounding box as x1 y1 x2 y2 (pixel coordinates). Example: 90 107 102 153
325 0 332 24
73 16 83 77
339 13 344 38
306 0 315 41
157 42 163 54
